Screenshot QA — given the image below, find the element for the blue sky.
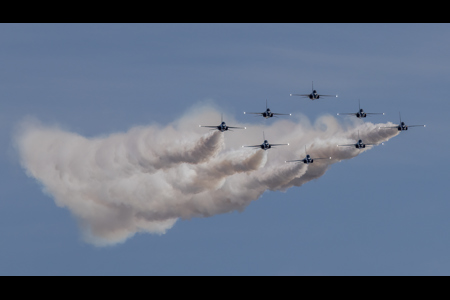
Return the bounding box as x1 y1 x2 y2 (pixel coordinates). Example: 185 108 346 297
1 23 449 275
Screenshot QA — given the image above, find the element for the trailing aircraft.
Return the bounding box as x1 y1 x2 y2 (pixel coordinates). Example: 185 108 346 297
199 114 246 132
337 100 384 119
337 131 383 149
290 81 338 100
285 146 331 164
242 132 289 150
244 100 291 119
379 112 426 131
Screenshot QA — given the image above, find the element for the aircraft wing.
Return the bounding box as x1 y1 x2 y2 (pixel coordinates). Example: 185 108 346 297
271 143 289 147
366 112 385 115
290 94 310 97
337 144 355 147
337 113 356 116
312 157 332 160
319 94 338 97
379 126 398 129
228 126 246 129
272 113 291 116
242 145 262 148
199 125 218 128
408 125 426 127
244 112 263 115
285 159 302 163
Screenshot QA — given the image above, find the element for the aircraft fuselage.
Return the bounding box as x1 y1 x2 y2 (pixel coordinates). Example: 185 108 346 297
262 109 274 118
356 109 367 118
355 140 366 148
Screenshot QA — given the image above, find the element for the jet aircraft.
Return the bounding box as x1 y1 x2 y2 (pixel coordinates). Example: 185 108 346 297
199 114 246 132
337 131 383 149
379 112 426 131
337 100 385 119
244 100 291 119
285 146 331 164
290 81 338 100
242 132 289 150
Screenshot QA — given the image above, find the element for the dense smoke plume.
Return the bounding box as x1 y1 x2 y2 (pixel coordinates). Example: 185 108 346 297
15 106 399 246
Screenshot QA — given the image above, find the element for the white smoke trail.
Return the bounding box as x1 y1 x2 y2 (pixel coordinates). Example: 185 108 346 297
14 107 400 246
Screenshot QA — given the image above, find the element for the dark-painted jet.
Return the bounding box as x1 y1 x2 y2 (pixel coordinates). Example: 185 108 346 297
337 131 383 149
285 146 331 164
337 100 385 119
290 81 338 100
244 100 291 119
379 112 426 131
242 132 289 150
199 114 246 132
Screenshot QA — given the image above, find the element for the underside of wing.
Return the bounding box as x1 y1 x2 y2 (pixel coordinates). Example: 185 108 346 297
271 143 289 147
408 125 426 127
244 112 262 115
272 113 291 116
199 125 218 128
243 145 262 148
337 144 355 147
290 94 309 97
337 113 356 115
228 126 246 129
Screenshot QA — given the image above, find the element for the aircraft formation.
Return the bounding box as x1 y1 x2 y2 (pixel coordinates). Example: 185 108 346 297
199 81 426 164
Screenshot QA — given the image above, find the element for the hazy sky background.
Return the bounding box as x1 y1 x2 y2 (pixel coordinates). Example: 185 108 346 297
1 23 449 275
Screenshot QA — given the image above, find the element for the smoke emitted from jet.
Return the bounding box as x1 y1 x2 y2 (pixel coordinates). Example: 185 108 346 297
14 107 400 246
